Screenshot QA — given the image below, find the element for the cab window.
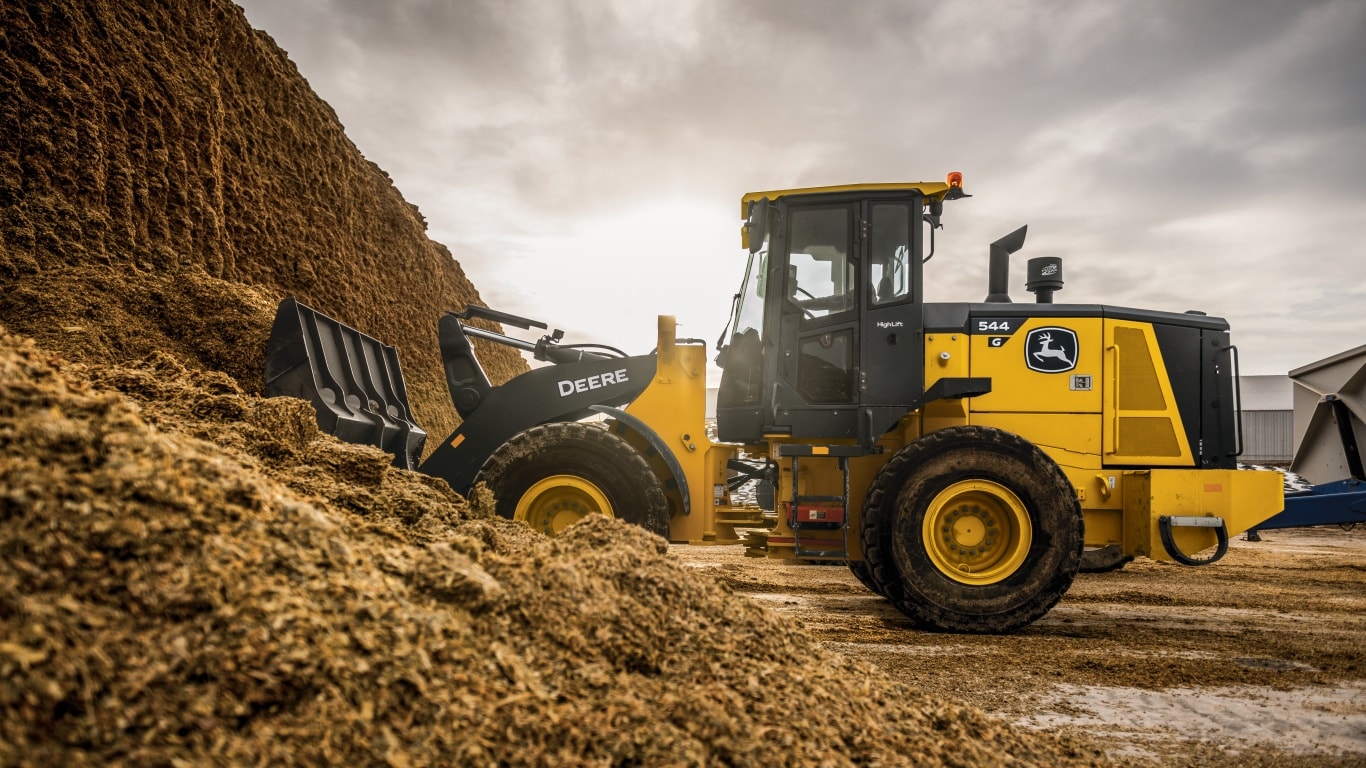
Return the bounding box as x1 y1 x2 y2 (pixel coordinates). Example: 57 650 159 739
870 202 912 305
786 207 854 324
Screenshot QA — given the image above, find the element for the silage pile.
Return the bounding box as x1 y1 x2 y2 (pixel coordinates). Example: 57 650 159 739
0 331 1107 765
0 0 526 449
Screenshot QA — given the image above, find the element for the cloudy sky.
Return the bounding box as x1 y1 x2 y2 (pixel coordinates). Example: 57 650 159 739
236 0 1365 378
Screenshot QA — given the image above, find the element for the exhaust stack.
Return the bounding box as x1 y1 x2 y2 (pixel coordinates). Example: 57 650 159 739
984 225 1028 303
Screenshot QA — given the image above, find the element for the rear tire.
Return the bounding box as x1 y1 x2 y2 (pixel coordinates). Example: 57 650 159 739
860 426 1082 634
474 422 670 537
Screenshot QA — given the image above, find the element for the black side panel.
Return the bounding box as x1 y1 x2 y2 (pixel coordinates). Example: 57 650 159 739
1202 329 1238 468
1152 323 1204 466
418 355 657 494
1152 322 1238 468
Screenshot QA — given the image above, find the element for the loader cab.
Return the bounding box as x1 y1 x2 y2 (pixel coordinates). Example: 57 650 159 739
717 180 961 444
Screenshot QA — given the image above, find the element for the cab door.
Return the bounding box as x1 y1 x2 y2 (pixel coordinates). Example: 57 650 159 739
765 196 925 441
860 198 923 407
778 203 861 409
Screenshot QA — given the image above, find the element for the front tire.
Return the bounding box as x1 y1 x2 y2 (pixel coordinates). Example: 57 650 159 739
848 560 882 595
474 422 670 537
861 426 1082 634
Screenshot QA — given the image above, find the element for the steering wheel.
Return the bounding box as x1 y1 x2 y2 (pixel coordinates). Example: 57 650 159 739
792 286 818 319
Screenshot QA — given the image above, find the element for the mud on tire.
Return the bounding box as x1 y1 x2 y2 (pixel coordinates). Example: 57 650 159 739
848 560 882 596
474 422 670 538
860 426 1083 634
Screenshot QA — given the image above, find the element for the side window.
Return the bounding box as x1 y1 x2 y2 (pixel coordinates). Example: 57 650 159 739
786 207 854 324
870 202 911 305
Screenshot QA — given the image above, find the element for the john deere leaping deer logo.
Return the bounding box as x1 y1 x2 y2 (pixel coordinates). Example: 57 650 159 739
1024 327 1078 373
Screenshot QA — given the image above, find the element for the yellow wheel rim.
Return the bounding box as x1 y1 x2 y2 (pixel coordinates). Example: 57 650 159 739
922 479 1032 585
513 475 614 535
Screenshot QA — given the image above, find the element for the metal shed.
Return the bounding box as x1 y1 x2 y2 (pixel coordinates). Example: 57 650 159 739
1238 375 1294 464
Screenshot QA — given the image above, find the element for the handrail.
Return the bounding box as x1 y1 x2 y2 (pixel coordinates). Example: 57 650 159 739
1158 515 1229 566
1222 344 1244 457
1107 343 1120 454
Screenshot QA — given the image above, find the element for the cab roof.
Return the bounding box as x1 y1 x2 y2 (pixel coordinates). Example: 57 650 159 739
740 181 957 219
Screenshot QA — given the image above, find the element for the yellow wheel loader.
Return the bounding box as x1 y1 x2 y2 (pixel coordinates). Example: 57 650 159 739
266 173 1285 633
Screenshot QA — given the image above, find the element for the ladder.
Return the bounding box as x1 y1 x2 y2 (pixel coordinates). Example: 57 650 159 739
776 444 866 560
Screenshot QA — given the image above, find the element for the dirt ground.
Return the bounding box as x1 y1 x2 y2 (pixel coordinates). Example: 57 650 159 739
677 527 1366 767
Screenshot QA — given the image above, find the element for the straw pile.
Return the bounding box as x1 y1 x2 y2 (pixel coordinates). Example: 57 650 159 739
0 0 526 448
0 330 1107 765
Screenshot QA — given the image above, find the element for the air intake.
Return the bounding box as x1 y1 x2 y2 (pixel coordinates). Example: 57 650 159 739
1026 256 1063 303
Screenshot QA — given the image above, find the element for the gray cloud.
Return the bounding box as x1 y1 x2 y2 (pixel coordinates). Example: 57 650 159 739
236 0 1366 374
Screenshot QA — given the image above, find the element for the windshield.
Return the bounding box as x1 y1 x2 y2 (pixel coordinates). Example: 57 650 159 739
729 240 768 343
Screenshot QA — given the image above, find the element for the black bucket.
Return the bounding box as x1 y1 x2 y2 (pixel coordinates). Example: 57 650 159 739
265 297 427 469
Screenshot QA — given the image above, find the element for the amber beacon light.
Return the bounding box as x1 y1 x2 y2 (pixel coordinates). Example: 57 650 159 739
947 171 964 188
